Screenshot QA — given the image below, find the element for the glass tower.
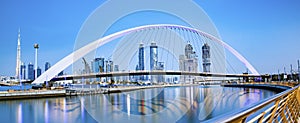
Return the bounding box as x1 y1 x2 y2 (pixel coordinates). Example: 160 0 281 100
35 67 42 79
20 63 26 80
138 43 145 71
150 42 158 71
93 58 105 73
45 62 51 72
202 43 211 72
28 63 34 80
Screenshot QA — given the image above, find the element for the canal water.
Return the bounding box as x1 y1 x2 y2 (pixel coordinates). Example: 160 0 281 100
0 85 277 123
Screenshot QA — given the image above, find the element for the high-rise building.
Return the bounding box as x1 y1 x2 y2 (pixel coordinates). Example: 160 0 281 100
58 71 64 76
150 42 158 82
45 62 51 72
109 61 114 73
93 58 105 73
20 62 26 80
179 43 198 83
105 61 108 73
157 62 165 82
104 60 113 82
138 43 145 71
15 29 21 80
27 63 34 80
114 65 119 72
135 43 145 81
114 65 120 81
150 42 158 71
202 43 211 72
34 67 41 79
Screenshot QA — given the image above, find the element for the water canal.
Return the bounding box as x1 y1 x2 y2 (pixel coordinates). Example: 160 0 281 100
0 85 278 123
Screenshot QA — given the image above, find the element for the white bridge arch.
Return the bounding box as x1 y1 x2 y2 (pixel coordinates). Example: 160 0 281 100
33 24 259 84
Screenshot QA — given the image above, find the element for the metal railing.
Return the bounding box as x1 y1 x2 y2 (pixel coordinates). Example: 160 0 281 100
207 84 300 123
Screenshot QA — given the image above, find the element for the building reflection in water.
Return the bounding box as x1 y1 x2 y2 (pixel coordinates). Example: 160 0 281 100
0 85 278 123
17 103 22 123
127 94 130 116
44 100 48 123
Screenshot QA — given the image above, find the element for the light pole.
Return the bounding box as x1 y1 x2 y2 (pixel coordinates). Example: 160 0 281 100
34 43 39 80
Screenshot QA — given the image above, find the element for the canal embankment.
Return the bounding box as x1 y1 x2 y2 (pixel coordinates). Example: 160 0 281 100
0 89 66 100
221 83 291 93
0 82 295 100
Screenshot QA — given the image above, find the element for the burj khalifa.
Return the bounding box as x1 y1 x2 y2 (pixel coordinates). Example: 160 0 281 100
15 29 21 81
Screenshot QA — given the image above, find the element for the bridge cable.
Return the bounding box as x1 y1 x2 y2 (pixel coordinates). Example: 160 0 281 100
119 29 144 71
112 30 139 69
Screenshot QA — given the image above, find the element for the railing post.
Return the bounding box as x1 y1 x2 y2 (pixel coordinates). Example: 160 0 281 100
268 100 280 123
257 112 266 123
280 93 291 123
289 91 299 121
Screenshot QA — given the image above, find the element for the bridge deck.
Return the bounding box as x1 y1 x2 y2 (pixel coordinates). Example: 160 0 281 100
51 71 263 81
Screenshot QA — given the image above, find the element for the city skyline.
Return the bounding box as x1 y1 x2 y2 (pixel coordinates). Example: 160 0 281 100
1 0 300 76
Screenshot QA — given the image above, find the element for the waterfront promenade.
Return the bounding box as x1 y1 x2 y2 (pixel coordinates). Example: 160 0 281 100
0 89 65 100
0 81 297 99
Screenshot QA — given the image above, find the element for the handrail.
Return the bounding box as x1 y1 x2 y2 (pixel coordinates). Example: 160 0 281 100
204 84 300 123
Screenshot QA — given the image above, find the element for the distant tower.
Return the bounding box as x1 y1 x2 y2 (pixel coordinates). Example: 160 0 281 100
93 58 105 73
34 44 39 79
36 67 42 78
109 61 114 72
150 42 158 71
105 60 109 73
138 43 145 71
58 71 64 76
27 63 34 80
157 62 165 82
45 62 51 72
15 29 21 80
202 43 211 72
185 42 194 59
20 62 26 80
179 43 198 83
150 42 158 82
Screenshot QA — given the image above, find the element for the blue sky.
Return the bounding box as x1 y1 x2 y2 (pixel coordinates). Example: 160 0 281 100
0 0 300 76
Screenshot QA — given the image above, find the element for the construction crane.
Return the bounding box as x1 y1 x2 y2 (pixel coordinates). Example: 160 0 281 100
82 58 91 74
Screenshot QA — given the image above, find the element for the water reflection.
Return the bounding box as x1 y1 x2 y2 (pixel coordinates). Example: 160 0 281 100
0 85 277 123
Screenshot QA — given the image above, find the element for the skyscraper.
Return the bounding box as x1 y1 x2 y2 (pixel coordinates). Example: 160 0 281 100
138 43 145 71
114 65 120 81
58 71 64 76
179 43 198 83
150 42 158 82
15 29 21 80
93 58 105 73
202 43 211 72
109 61 114 72
105 60 113 82
35 67 42 79
28 63 34 80
20 62 26 80
150 42 158 71
157 62 165 82
136 43 145 81
45 62 51 72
